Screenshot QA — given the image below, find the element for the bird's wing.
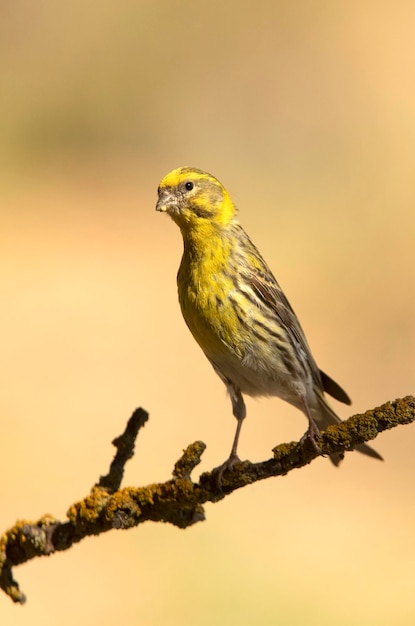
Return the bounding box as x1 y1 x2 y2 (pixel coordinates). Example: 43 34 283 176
233 224 350 404
243 267 344 399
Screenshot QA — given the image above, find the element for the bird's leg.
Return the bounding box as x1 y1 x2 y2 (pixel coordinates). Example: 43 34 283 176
213 385 246 487
228 386 246 462
300 396 323 455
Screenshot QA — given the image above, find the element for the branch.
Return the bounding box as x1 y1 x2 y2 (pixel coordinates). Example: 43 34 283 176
1 396 414 604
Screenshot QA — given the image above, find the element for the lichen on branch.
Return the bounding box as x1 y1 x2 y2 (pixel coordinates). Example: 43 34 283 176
1 396 414 605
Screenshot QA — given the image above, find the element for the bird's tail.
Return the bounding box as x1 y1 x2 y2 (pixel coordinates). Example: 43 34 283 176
313 394 383 466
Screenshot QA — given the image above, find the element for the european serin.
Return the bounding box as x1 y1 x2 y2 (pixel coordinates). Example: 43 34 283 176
156 166 382 476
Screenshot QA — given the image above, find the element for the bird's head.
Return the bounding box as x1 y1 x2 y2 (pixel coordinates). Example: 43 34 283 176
155 167 236 233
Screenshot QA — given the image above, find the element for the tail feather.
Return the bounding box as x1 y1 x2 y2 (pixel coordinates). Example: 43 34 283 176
319 369 351 405
328 442 383 466
313 394 383 465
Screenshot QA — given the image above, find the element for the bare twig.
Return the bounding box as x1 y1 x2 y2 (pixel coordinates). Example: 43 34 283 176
1 396 414 605
98 407 149 493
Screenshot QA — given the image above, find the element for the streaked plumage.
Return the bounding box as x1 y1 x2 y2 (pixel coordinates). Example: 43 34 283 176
156 167 382 474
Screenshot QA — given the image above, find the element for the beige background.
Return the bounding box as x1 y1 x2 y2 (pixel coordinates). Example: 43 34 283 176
1 1 415 624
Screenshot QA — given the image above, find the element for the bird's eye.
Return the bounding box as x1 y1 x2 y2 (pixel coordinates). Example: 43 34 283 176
184 181 194 191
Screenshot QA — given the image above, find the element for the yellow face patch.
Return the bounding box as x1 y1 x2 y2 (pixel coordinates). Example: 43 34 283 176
159 166 214 190
156 167 237 229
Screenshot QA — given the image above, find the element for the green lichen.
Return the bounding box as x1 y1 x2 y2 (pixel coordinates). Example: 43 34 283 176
2 396 414 605
173 441 206 480
67 486 110 527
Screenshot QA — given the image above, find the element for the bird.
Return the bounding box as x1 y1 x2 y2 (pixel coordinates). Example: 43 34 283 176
156 166 382 478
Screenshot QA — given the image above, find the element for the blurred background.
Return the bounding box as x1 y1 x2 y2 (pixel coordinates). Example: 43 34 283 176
1 1 415 624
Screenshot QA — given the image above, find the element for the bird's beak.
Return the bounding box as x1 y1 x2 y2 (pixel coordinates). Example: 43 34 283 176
155 189 177 213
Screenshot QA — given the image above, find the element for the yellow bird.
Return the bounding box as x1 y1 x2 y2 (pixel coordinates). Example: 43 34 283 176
156 167 382 477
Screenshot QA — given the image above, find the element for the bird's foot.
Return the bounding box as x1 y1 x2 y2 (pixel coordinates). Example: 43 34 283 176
212 453 241 490
300 421 323 456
